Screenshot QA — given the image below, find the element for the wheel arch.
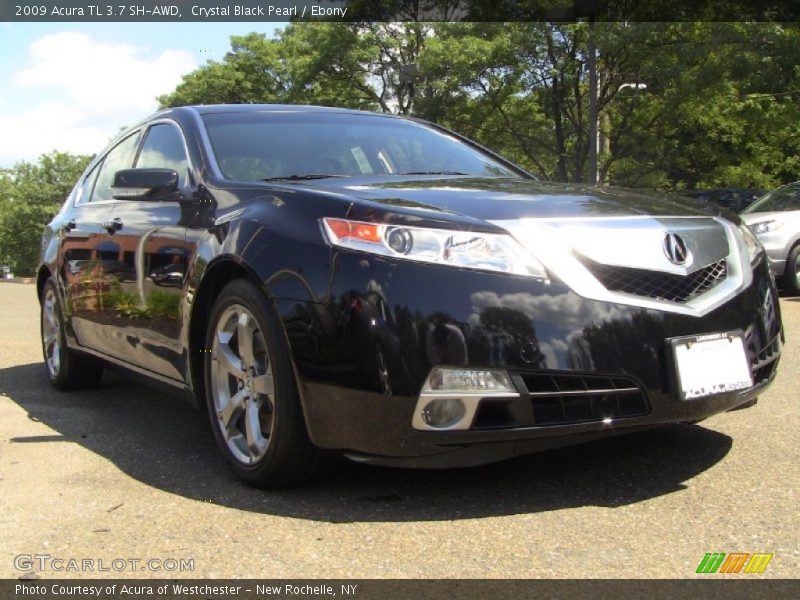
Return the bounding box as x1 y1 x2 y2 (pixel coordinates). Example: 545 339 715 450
186 256 297 411
36 265 54 302
780 239 800 293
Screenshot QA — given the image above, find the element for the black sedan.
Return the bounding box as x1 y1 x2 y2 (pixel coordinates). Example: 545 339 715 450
38 105 782 488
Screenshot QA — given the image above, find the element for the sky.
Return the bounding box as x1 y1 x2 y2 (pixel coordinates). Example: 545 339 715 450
0 22 284 167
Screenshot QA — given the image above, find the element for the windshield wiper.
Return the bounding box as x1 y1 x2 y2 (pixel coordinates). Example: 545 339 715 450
262 174 350 182
395 171 469 176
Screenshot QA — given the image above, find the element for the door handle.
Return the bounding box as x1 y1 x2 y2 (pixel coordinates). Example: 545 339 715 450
62 220 76 232
102 218 123 234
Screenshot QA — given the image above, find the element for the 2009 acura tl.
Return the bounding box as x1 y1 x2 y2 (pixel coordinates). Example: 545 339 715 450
38 105 783 488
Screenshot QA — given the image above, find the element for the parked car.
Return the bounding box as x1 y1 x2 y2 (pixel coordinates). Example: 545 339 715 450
681 188 763 213
38 105 783 488
741 182 800 294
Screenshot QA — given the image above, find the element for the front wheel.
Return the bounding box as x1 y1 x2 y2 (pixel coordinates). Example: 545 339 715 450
203 278 330 489
40 278 103 390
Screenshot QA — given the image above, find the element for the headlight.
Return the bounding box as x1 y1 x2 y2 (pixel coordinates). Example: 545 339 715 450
738 223 764 264
321 217 548 279
750 220 781 235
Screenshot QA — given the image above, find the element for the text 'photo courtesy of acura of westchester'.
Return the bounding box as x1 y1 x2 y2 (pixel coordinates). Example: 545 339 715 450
37 105 783 489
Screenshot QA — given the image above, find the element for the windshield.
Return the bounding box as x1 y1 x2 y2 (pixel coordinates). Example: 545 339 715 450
743 183 800 213
201 111 520 181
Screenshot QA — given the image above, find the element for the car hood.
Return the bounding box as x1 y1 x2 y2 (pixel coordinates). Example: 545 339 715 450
290 176 748 307
741 210 799 224
321 176 713 222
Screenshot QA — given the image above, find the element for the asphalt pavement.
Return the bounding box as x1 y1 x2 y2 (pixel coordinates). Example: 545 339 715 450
0 282 797 578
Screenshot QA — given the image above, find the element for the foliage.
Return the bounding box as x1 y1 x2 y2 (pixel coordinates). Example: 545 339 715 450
0 152 92 276
159 23 434 114
159 22 800 191
3 24 795 281
103 288 181 320
147 290 181 320
104 289 150 319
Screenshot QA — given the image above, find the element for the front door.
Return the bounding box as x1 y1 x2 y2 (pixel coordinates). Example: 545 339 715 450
100 122 196 380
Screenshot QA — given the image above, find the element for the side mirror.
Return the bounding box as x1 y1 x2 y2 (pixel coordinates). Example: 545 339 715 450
112 169 179 201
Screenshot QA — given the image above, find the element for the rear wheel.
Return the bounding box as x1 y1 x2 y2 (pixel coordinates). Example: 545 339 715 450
40 278 103 390
781 244 800 296
204 278 330 489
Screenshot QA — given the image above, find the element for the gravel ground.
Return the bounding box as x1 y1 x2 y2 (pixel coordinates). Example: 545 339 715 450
0 282 797 579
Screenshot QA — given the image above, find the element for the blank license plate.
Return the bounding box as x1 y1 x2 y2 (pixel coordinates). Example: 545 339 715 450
670 332 753 400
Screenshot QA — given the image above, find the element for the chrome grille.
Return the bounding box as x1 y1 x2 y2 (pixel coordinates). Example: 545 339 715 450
581 257 728 304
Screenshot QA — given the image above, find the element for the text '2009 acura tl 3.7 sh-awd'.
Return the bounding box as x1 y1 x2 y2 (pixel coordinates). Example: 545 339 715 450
38 105 783 488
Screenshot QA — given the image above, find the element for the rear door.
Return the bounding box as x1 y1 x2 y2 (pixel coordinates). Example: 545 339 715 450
100 121 196 380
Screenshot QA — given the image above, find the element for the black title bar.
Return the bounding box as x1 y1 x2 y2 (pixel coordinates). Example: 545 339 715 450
3 579 800 600
3 1 800 22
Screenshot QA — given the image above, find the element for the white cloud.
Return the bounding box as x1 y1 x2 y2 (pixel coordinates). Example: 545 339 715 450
13 32 195 115
0 32 195 165
0 103 111 162
536 341 559 368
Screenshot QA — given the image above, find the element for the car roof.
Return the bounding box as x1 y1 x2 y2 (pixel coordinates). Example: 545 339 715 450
196 103 373 114
114 104 405 149
163 103 396 118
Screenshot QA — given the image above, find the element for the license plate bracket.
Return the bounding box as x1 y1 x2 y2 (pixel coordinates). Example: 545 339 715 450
668 331 753 401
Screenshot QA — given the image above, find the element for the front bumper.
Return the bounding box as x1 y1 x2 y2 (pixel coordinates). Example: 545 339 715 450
767 256 786 278
303 363 776 468
281 252 783 467
756 234 790 277
762 244 787 277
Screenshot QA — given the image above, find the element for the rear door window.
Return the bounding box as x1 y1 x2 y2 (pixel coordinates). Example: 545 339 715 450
75 162 101 205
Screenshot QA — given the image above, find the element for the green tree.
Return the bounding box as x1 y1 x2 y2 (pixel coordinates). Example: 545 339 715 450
599 22 800 190
159 23 433 114
0 152 91 276
158 32 289 106
158 22 800 190
420 22 800 188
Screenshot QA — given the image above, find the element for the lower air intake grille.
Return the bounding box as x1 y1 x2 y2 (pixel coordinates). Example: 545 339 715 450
519 372 649 426
750 334 781 385
581 257 728 303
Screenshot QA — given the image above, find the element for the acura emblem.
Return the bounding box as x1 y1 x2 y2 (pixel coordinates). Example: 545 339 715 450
663 233 690 265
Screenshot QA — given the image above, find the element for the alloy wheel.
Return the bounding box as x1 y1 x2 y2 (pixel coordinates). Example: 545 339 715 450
210 304 276 465
42 287 62 378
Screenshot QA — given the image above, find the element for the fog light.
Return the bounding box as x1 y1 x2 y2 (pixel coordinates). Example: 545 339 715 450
422 367 514 394
421 397 466 429
412 367 519 431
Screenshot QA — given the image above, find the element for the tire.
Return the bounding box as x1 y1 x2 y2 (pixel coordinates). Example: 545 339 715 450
781 244 800 296
40 278 103 390
203 278 330 489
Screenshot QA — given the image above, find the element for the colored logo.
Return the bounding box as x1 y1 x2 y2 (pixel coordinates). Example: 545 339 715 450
696 552 773 574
